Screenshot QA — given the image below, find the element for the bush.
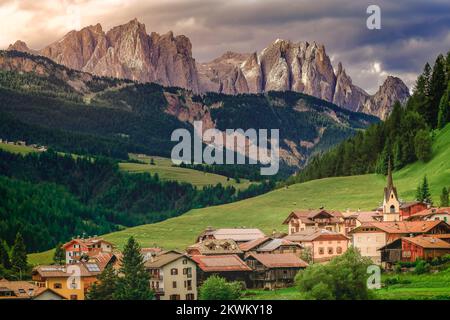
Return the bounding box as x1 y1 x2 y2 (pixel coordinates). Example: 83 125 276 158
295 247 373 300
384 277 412 286
414 260 431 274
199 275 242 300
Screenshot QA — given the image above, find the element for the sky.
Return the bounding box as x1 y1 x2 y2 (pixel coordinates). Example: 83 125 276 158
0 0 449 94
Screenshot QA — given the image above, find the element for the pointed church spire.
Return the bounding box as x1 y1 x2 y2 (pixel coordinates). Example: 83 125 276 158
387 157 393 190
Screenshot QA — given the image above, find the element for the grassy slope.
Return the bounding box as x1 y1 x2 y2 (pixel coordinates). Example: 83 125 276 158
120 154 253 190
0 142 36 154
28 124 450 265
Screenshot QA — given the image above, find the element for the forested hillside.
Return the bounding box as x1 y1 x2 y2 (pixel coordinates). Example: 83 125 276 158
290 51 450 184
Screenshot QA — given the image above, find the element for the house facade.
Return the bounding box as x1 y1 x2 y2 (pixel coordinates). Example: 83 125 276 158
145 251 197 301
244 253 308 289
283 210 345 235
63 237 114 264
284 229 349 263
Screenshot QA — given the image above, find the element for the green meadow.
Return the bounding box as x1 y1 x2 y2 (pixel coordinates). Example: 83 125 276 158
29 124 450 266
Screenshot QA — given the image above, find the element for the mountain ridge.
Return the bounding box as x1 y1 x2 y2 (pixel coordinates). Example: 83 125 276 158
8 18 409 119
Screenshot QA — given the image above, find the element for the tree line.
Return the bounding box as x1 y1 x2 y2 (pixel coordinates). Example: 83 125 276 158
290 51 450 184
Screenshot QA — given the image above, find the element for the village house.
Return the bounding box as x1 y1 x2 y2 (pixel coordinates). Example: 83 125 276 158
284 229 349 263
350 220 450 264
62 237 114 264
145 251 197 301
405 207 450 223
141 247 163 262
196 227 266 243
341 211 383 234
244 253 308 290
190 254 252 288
32 262 103 300
283 209 345 235
186 239 243 256
379 235 450 267
0 278 66 300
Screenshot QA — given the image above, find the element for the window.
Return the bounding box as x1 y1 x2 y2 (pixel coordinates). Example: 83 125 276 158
390 205 395 213
183 267 192 277
337 247 342 254
185 280 192 290
171 268 178 275
172 281 177 288
170 294 180 300
70 294 78 300
186 293 195 300
328 247 333 254
182 259 188 265
53 283 62 289
319 247 324 255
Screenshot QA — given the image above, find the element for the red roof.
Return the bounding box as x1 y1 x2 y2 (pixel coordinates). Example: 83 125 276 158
238 237 271 252
353 220 450 234
282 210 343 225
246 253 308 268
191 255 251 272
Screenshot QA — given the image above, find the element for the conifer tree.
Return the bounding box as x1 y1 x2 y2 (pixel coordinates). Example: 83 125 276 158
0 241 11 269
420 175 432 204
113 237 153 300
53 243 65 265
437 82 450 129
10 232 27 276
87 264 118 300
429 55 447 127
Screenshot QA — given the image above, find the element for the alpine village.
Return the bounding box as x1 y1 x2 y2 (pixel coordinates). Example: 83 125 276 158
1 19 450 301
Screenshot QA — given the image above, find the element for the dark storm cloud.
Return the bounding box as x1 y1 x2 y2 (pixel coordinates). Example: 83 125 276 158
0 0 448 93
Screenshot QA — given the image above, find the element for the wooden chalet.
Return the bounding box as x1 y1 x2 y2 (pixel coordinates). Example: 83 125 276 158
190 254 252 287
244 253 308 289
283 209 345 235
238 237 302 257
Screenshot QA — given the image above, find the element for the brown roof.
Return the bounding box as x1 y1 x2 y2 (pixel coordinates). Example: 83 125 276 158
256 238 302 252
400 201 425 209
356 211 383 223
423 233 450 239
141 247 162 254
145 251 190 268
284 229 349 242
33 262 101 278
402 236 450 249
191 255 252 272
187 239 242 255
282 210 343 225
238 237 271 252
406 207 450 220
246 253 308 268
62 237 113 249
209 228 266 242
0 279 65 300
351 220 450 234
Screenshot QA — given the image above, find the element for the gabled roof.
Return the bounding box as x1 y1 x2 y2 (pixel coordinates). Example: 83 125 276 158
282 210 343 225
284 229 349 242
384 159 398 201
402 236 450 249
246 253 308 268
350 220 450 235
200 228 266 242
62 237 113 249
145 251 191 268
256 238 302 252
191 254 251 272
238 237 271 252
33 262 102 278
406 207 450 220
187 239 242 255
400 201 426 209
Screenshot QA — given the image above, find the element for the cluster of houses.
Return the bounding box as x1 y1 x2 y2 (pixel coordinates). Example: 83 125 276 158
1 163 450 300
0 139 47 152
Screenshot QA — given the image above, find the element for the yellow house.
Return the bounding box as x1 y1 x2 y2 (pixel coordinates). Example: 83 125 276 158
32 263 101 300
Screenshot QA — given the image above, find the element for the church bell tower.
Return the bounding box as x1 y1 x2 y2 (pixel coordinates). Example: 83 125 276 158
382 159 400 221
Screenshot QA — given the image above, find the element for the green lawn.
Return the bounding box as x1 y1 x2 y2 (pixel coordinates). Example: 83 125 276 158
0 142 36 154
120 155 253 190
242 268 450 300
28 125 450 266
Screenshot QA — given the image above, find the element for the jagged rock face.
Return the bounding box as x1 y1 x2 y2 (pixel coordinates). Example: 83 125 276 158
8 20 409 118
361 76 410 119
9 19 199 92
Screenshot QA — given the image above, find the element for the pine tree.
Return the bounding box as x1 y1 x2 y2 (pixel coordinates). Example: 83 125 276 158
10 232 27 275
87 264 118 300
416 183 423 202
440 187 449 207
429 55 447 127
113 237 153 300
393 140 403 170
0 240 11 269
421 175 432 204
53 243 65 265
437 82 450 129
414 129 432 162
